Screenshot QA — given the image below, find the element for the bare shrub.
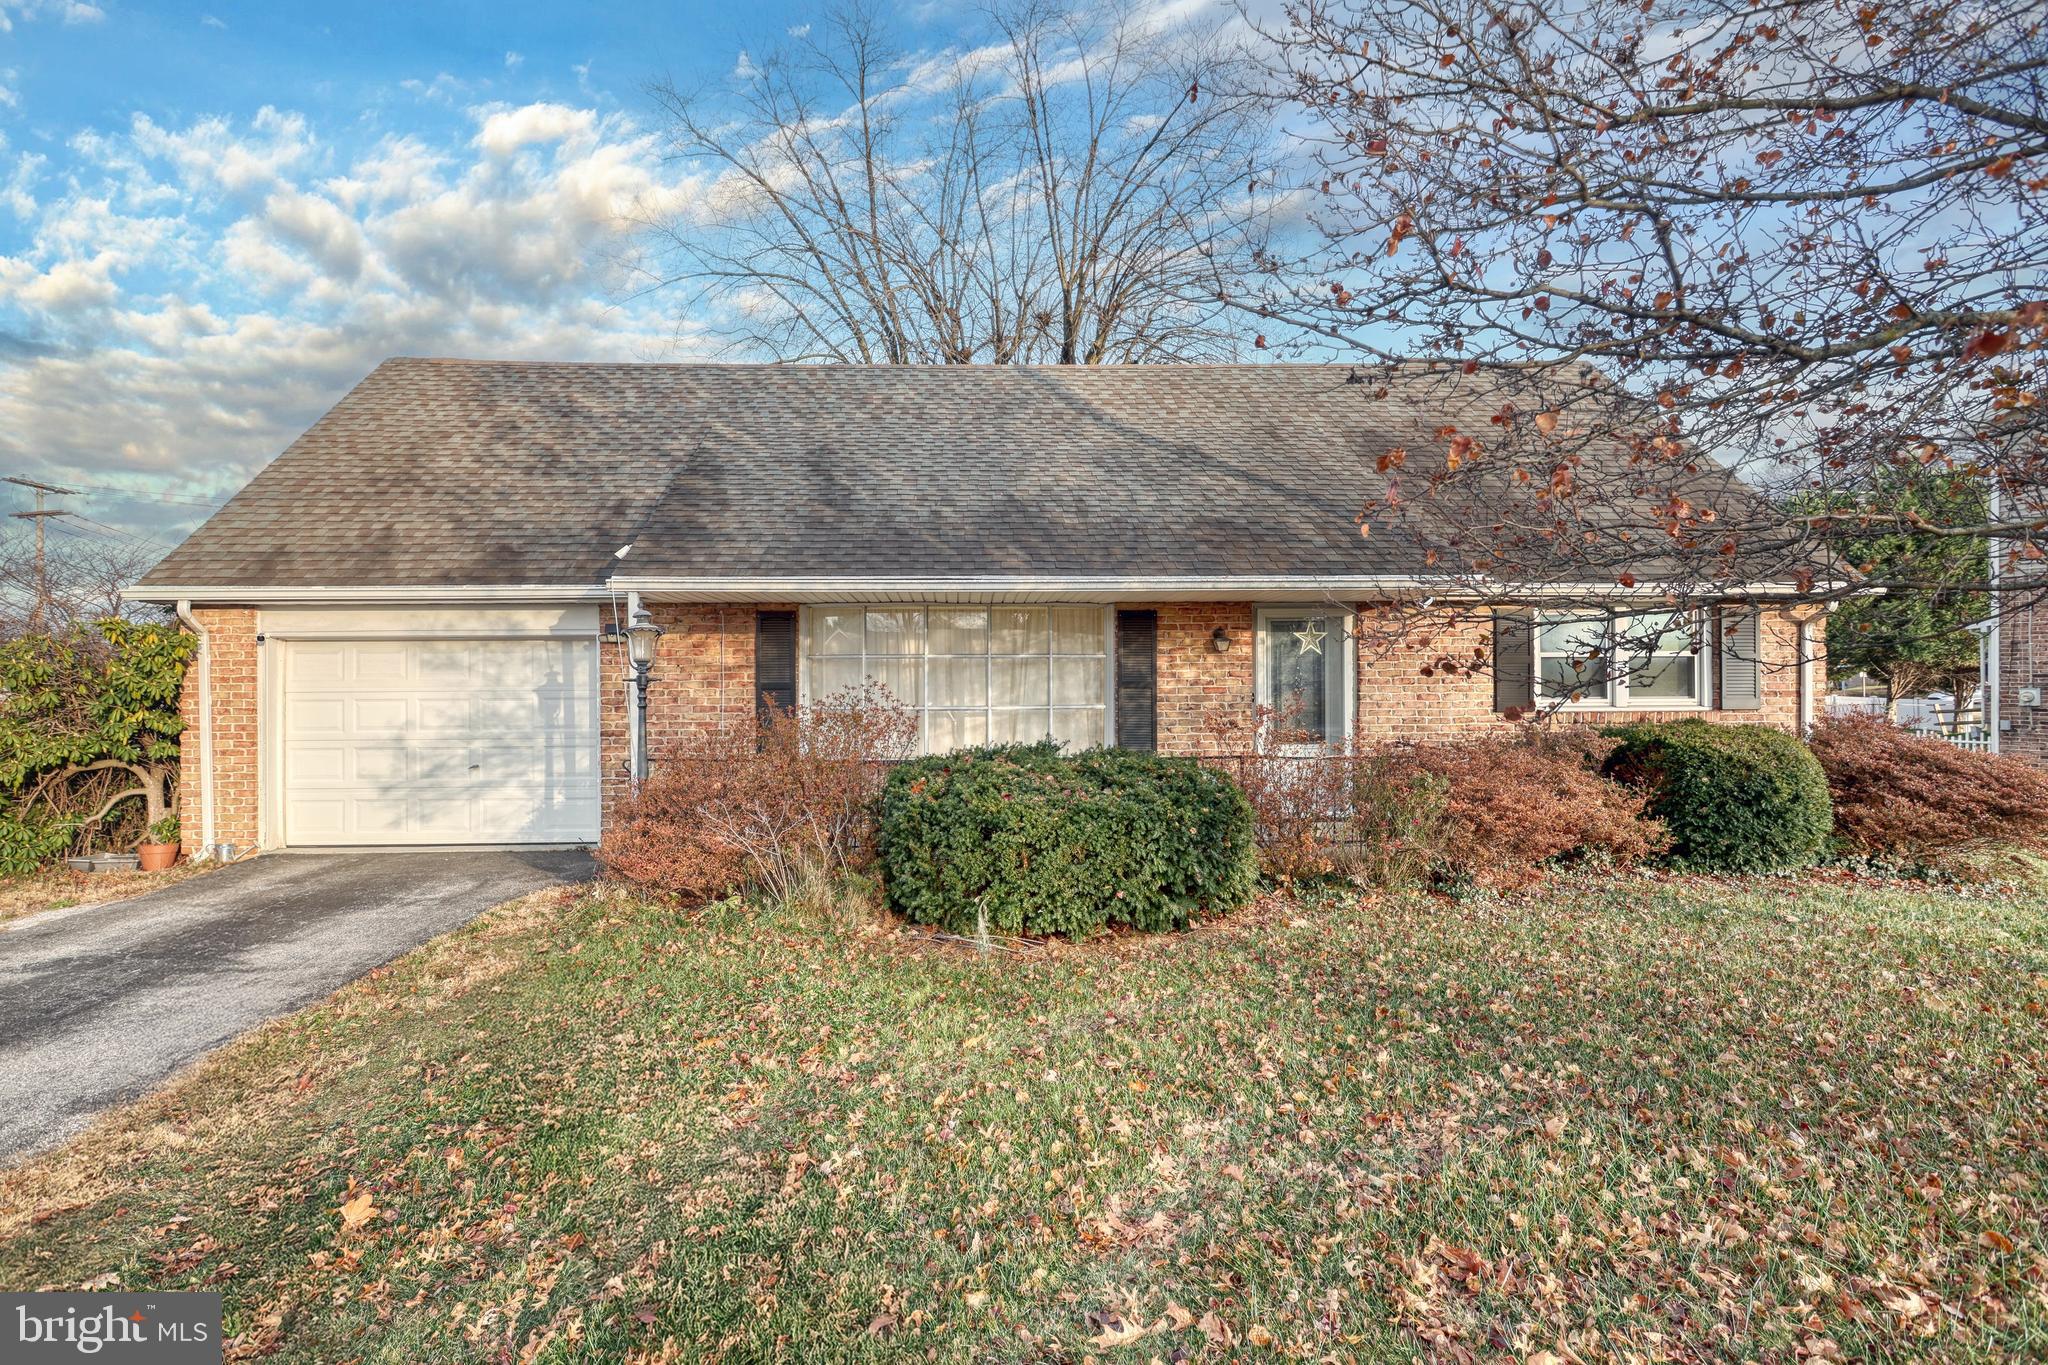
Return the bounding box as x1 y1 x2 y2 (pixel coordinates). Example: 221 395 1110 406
1405 729 1665 890
599 686 915 906
1207 713 1660 891
1809 716 2048 865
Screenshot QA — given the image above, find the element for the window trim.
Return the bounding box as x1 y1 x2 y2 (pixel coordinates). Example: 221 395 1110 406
1253 605 1357 751
796 604 1115 752
1535 608 1712 711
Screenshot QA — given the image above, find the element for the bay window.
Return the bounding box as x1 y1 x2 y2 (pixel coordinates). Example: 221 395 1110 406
1536 609 1706 708
804 606 1109 753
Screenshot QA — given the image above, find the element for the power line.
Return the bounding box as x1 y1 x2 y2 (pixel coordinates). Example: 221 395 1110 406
66 482 225 509
64 511 175 550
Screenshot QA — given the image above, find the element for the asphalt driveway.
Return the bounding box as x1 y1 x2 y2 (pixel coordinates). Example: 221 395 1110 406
0 848 593 1164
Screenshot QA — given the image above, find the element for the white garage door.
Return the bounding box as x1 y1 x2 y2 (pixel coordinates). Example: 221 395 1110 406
281 637 600 846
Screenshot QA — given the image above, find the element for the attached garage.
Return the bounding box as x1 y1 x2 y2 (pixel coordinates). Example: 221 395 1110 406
266 609 601 847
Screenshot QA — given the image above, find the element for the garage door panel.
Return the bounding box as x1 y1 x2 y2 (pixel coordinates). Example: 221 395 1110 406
285 746 347 785
289 645 347 686
354 644 412 685
287 696 347 735
415 696 471 732
416 643 473 683
281 637 599 846
350 747 409 783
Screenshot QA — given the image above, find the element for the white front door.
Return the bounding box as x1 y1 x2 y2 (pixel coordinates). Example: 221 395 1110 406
280 637 600 846
1254 606 1355 753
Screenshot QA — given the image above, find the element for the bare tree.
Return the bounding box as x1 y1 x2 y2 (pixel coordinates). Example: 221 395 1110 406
1235 0 2048 643
638 0 1275 363
0 522 164 640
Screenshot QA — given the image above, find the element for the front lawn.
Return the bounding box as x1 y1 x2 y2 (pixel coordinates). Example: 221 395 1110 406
2 874 2043 1361
0 862 210 926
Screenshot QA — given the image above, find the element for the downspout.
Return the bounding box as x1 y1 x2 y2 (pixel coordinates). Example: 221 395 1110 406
174 599 217 862
1986 479 2002 752
1797 615 1816 735
626 588 644 789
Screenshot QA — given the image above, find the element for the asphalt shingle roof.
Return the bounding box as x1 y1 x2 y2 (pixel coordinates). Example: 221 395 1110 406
137 358 1765 589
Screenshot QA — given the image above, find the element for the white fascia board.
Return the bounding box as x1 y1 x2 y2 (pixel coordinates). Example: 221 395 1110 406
122 584 612 605
611 575 1844 603
126 576 1848 607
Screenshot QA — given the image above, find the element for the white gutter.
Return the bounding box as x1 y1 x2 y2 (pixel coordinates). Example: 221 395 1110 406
123 584 611 605
173 599 218 862
611 574 1848 603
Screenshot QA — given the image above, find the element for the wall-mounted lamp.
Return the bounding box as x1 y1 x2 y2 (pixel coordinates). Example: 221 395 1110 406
604 608 666 783
1210 626 1232 653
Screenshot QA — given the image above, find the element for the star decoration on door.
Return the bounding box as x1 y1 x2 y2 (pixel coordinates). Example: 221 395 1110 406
1293 622 1327 655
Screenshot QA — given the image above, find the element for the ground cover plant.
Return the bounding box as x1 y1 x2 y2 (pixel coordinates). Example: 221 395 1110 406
2 872 2042 1361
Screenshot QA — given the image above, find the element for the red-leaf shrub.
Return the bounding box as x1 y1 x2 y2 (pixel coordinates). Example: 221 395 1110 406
599 687 915 905
1207 719 1662 891
1808 716 2048 863
1402 728 1667 889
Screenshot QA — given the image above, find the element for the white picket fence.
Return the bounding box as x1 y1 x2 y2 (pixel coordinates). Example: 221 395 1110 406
1913 727 1991 753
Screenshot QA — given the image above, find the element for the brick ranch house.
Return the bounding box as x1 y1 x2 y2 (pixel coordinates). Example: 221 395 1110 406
125 360 1828 858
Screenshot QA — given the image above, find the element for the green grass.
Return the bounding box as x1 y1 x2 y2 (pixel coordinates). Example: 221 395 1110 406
2 872 2044 1361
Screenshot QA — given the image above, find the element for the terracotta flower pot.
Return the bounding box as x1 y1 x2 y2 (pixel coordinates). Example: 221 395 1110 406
137 842 179 872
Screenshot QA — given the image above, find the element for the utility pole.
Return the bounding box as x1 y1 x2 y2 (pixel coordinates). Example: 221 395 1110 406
5 476 79 632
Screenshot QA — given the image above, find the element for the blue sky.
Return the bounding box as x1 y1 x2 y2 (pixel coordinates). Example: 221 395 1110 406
0 0 1022 548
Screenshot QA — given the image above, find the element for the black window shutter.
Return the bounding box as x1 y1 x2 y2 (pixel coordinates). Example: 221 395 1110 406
1114 610 1158 750
756 610 797 723
1493 609 1535 713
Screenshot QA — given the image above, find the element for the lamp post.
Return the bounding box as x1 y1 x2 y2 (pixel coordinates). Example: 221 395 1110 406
617 608 665 784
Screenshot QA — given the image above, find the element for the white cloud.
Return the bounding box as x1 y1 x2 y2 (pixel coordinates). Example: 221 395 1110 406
733 50 760 81
787 23 811 38
504 50 523 71
0 0 103 28
0 100 713 518
0 67 18 109
261 188 367 281
474 101 597 157
399 72 467 105
130 106 313 196
3 149 46 218
201 13 225 28
5 253 119 312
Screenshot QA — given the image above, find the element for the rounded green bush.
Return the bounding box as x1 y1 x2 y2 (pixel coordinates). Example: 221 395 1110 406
879 743 1258 937
1602 720 1832 873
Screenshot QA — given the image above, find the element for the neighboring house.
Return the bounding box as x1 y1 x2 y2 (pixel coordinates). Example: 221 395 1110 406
126 360 1827 857
1989 595 2048 763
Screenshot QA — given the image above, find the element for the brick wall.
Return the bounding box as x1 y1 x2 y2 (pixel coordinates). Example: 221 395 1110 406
172 600 1825 854
1150 601 1822 754
176 606 259 856
600 603 790 817
1999 598 2048 764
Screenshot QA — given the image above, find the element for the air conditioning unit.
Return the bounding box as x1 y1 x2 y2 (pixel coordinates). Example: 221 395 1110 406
2020 686 2044 707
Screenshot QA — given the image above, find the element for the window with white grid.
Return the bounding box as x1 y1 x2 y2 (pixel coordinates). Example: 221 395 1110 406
803 606 1108 753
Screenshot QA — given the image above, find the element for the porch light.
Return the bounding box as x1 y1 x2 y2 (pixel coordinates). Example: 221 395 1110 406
1210 626 1232 653
626 608 664 667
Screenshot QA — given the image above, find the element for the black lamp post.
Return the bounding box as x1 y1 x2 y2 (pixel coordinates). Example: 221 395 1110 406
614 607 665 783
